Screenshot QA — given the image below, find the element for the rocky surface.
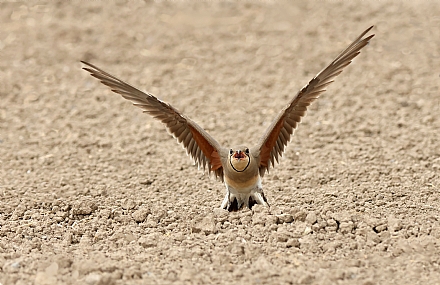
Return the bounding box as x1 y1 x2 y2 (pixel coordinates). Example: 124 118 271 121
1 1 439 284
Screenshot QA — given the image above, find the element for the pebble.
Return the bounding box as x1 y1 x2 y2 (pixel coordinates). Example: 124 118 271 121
121 198 136 210
294 210 307 222
305 212 317 225
192 215 217 235
213 208 229 222
71 201 97 215
132 207 151 222
139 235 158 248
277 214 294 224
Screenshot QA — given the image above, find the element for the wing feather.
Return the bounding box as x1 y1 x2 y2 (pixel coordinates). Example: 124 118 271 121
256 26 375 176
82 61 225 180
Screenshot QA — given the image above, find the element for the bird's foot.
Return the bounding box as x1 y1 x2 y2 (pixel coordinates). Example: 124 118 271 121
220 189 269 212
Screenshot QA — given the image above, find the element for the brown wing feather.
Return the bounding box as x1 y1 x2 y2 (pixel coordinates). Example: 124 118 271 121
81 61 225 180
256 26 375 176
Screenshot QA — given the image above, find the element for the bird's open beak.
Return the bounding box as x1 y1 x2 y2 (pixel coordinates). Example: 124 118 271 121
233 150 246 160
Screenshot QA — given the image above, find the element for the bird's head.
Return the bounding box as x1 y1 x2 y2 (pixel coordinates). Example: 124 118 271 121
228 146 251 172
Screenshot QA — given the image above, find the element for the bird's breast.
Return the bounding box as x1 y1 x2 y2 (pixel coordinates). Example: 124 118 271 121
224 174 260 193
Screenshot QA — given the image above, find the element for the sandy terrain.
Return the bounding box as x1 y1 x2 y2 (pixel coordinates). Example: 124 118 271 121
1 1 439 284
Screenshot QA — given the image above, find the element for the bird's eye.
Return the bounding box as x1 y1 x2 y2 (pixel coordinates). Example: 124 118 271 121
245 148 249 154
229 149 233 155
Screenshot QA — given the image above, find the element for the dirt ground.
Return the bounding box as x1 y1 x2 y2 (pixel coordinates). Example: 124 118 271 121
0 1 439 284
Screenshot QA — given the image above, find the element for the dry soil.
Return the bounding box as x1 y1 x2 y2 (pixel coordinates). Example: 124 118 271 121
1 1 440 285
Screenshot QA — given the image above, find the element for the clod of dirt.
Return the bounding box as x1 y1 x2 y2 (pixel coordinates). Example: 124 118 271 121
228 242 245 255
212 208 229 222
192 215 217 235
121 198 136 210
132 207 151 222
251 204 269 214
71 200 97 216
138 235 159 248
305 212 317 225
294 210 307 222
387 215 403 232
339 221 355 234
252 212 278 226
276 213 294 224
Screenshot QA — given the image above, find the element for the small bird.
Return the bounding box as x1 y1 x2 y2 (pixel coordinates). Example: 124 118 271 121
82 26 374 211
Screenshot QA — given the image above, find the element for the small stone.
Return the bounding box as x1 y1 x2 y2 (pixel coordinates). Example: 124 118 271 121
145 220 157 228
294 210 307 222
4 261 21 273
366 231 381 244
323 241 342 253
252 213 266 226
332 211 353 223
172 232 185 242
56 211 68 218
63 232 73 245
79 235 92 246
374 224 387 233
192 215 217 235
132 207 151 222
388 215 402 232
311 223 321 232
277 234 289 242
303 226 312 235
124 233 137 242
276 214 294 224
138 235 158 248
339 221 354 234
240 215 252 224
229 242 245 255
121 198 136 210
325 219 338 232
71 201 97 215
265 215 279 225
99 209 111 219
213 208 229 222
305 212 317 224
139 179 154 185
286 238 300 248
252 204 268 214
291 222 307 238
366 217 382 228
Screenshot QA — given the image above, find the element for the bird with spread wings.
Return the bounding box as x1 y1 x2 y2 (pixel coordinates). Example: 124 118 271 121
82 26 374 211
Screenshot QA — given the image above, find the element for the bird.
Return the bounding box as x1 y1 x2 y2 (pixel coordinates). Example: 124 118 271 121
82 26 374 211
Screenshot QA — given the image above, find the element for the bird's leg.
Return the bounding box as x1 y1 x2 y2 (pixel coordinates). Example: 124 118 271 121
221 186 241 211
249 187 269 208
220 189 230 210
221 185 242 211
221 184 269 211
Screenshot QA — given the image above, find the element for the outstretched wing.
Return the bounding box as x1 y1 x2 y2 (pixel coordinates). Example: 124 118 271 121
82 61 225 180
256 26 375 176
